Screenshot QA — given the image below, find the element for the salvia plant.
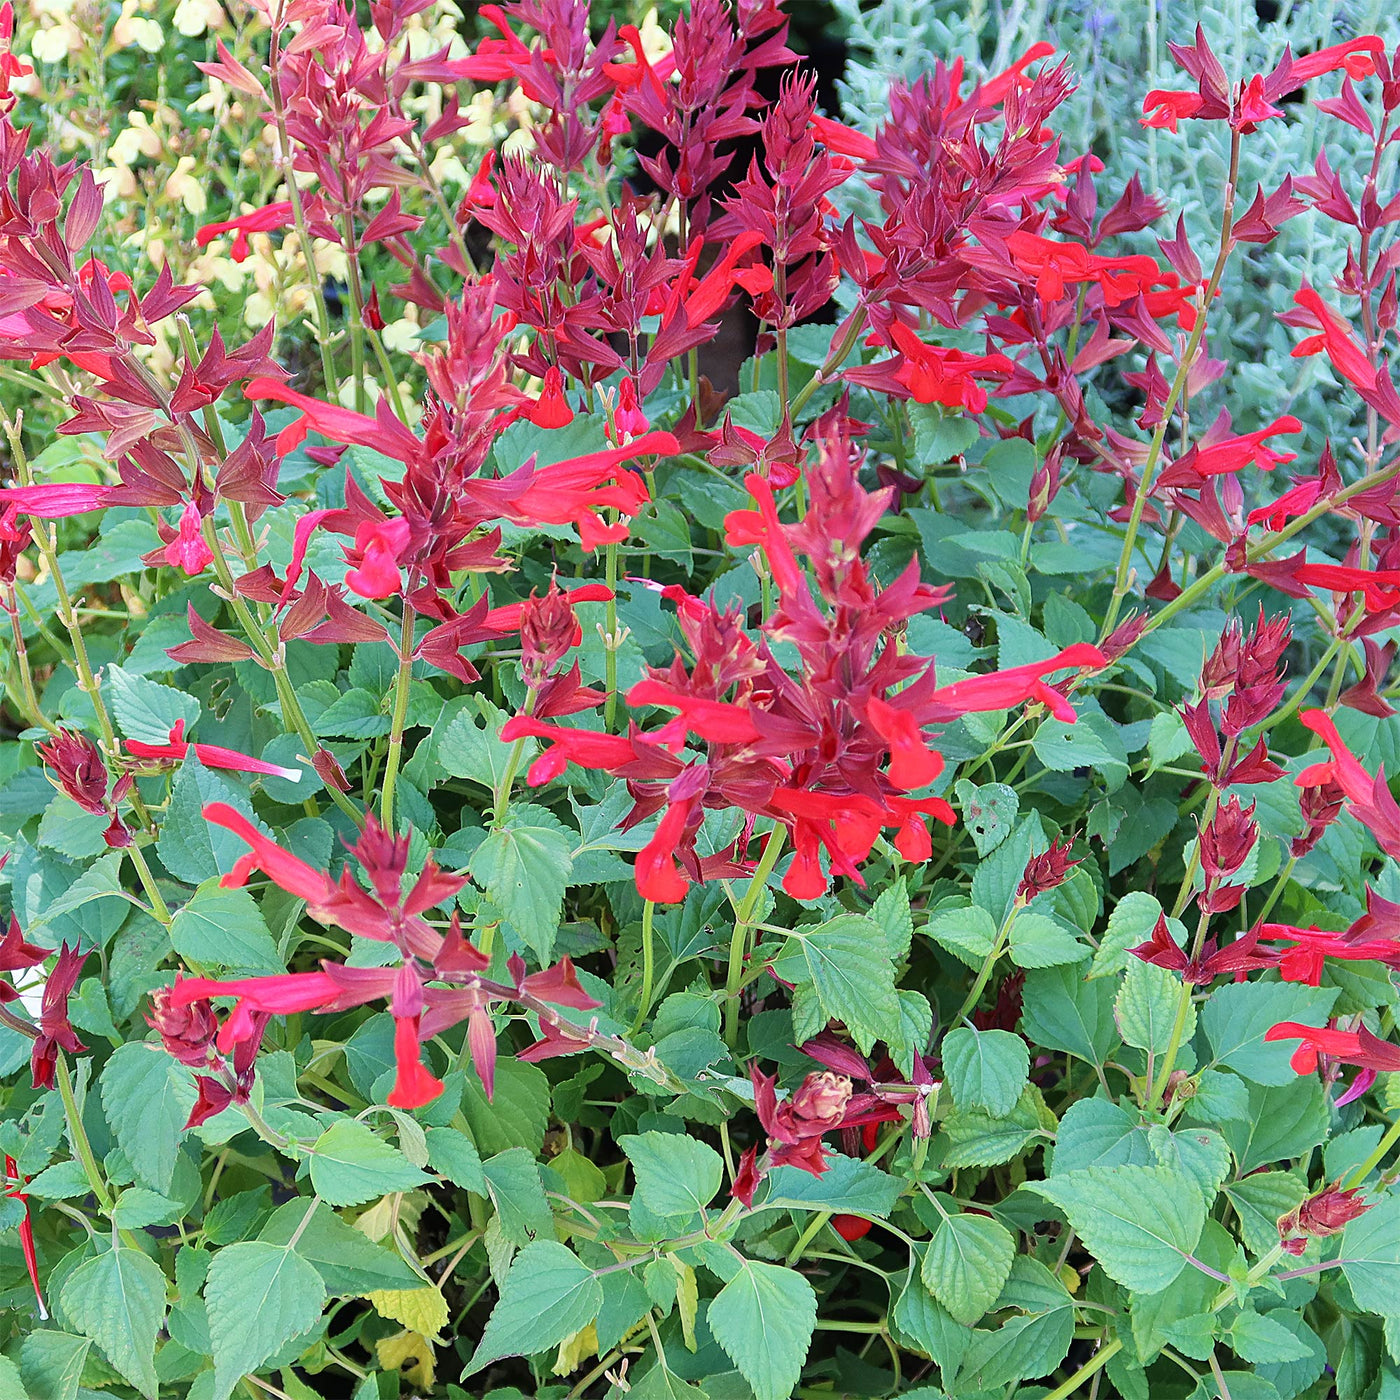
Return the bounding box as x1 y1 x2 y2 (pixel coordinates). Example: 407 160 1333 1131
10 2 1400 1399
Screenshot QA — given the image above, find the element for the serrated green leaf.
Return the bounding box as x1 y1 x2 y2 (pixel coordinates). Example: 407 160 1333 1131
789 914 901 1053
258 1200 420 1296
100 1042 196 1193
465 1241 603 1373
922 1213 1014 1325
1341 1194 1400 1317
108 668 200 744
620 1132 723 1218
955 780 1019 856
1231 1311 1313 1364
1030 1165 1206 1294
942 1085 1047 1167
60 1247 166 1399
707 1259 816 1400
205 1240 326 1400
1116 958 1192 1054
425 1126 485 1193
1009 911 1086 968
308 1120 430 1207
170 881 282 973
941 1027 1030 1117
469 822 573 962
19 1331 90 1400
1202 980 1338 1085
924 904 997 969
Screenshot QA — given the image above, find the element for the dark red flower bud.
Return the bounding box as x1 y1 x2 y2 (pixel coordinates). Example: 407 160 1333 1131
36 729 109 815
1280 1187 1373 1254
1199 795 1257 884
1293 780 1345 857
1016 836 1080 901
1101 612 1149 662
146 985 219 1066
789 1071 852 1130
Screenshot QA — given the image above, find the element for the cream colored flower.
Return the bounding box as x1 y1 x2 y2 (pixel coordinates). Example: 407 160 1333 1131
163 156 207 215
172 0 223 36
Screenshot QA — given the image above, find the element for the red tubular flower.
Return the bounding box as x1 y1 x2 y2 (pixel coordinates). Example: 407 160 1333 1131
526 367 575 429
832 1214 872 1242
878 323 1013 411
1247 478 1324 531
203 802 339 905
500 716 637 786
635 798 694 904
1187 415 1302 477
195 201 295 262
926 644 1107 722
1286 286 1386 399
627 678 761 748
1265 1020 1400 1076
244 377 421 464
1260 922 1400 986
344 517 411 599
1295 709 1400 860
865 694 944 790
684 230 768 328
810 114 877 161
1141 90 1205 132
3 1154 44 1318
388 1014 445 1110
163 501 214 576
168 972 340 1053
125 720 302 781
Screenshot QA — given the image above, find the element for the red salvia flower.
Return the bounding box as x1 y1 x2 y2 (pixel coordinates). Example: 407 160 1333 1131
1265 1020 1400 1076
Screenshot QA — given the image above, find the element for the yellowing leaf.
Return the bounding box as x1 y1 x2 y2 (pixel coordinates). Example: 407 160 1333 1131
377 1331 435 1390
553 1323 598 1376
673 1257 699 1353
368 1285 448 1341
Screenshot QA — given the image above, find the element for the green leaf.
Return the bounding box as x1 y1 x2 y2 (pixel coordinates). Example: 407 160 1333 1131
205 1240 326 1400
1008 912 1086 968
19 1332 90 1400
924 904 997 968
461 1056 550 1156
1230 1311 1313 1364
107 668 200 744
869 881 913 961
465 1241 603 1373
1030 1165 1206 1294
1202 980 1338 1085
1116 958 1191 1054
758 1156 904 1218
258 1200 420 1296
482 1147 554 1245
1341 1194 1400 1317
941 1027 1030 1117
1021 965 1119 1067
100 1042 196 1193
789 914 901 1053
425 1127 486 1194
1146 709 1195 773
308 1120 430 1207
469 822 573 962
157 762 265 886
1222 1079 1329 1175
60 1247 166 1400
922 1213 1015 1325
1148 1126 1230 1208
1088 892 1165 980
707 1259 816 1400
1052 1097 1154 1174
311 687 390 739
954 780 1019 857
439 697 529 791
25 1159 93 1199
942 1085 1047 1167
170 881 283 974
620 1132 723 1218
956 1257 1075 1390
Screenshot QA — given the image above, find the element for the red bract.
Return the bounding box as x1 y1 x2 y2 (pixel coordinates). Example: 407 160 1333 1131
30 944 87 1090
1295 709 1400 859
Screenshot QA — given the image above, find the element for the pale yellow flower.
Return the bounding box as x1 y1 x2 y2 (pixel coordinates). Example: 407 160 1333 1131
164 156 208 215
172 0 224 37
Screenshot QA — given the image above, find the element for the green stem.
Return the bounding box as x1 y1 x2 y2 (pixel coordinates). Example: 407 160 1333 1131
1041 1338 1122 1400
380 600 416 831
55 1052 113 1212
1147 981 1195 1112
723 826 787 1047
126 841 171 926
631 899 656 1035
1100 131 1242 643
949 900 1022 1029
1344 1113 1400 1190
